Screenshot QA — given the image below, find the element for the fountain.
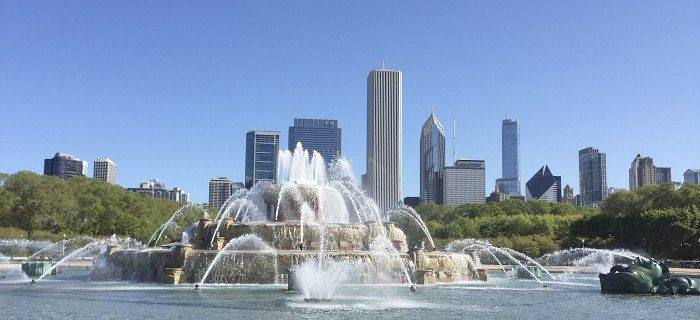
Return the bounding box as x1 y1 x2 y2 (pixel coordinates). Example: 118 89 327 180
94 143 486 300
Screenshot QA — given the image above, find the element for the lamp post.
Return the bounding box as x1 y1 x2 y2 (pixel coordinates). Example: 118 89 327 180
581 239 585 249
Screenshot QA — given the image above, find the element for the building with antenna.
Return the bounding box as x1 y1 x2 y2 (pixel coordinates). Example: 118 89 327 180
419 111 445 204
496 117 521 198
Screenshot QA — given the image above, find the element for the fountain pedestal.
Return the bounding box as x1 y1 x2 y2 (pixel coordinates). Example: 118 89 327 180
477 269 489 281
162 268 183 284
415 269 436 285
214 237 226 251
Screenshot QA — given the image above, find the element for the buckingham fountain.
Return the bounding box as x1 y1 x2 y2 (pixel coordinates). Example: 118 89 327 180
92 143 487 296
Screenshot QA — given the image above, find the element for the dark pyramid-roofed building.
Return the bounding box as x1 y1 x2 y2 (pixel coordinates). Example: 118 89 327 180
525 165 561 202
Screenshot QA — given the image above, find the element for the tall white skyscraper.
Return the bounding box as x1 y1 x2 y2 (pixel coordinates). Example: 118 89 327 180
366 67 402 213
93 158 117 184
420 111 445 204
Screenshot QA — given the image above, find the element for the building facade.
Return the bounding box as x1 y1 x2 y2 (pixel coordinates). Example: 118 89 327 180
562 184 575 205
419 112 445 204
525 165 561 202
655 167 672 185
128 179 189 202
210 177 234 211
365 68 402 213
629 154 656 190
496 118 521 197
44 152 88 180
684 169 700 184
245 131 280 188
579 147 607 208
288 118 342 163
486 186 510 203
93 158 116 185
443 159 486 206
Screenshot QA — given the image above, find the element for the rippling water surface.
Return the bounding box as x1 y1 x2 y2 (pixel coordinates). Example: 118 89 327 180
1 270 697 319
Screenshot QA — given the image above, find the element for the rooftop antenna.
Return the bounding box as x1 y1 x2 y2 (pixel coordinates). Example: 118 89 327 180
452 117 456 164
505 102 509 119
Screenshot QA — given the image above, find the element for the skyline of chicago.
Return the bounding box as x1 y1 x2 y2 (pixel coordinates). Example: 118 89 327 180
1 2 697 203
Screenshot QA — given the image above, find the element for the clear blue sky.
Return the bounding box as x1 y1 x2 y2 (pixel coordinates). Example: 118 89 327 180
1 1 698 204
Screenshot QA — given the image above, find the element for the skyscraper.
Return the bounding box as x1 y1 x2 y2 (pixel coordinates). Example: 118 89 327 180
245 131 280 188
443 159 486 206
209 177 244 210
629 154 656 190
93 158 116 185
366 68 402 213
525 165 561 202
44 152 88 180
496 118 521 197
684 169 700 184
579 147 607 208
419 112 445 204
655 167 672 185
288 118 342 163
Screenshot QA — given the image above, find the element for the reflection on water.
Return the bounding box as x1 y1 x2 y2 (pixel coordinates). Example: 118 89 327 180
1 272 697 319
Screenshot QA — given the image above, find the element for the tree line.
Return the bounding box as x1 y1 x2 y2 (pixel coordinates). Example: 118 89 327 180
393 183 700 259
0 171 189 243
1 171 698 259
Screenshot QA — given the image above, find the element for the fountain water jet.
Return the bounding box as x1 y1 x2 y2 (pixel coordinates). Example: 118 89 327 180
98 143 484 293
446 239 550 286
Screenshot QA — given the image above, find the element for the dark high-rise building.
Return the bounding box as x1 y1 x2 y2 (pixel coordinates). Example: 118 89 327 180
366 67 402 213
44 152 88 180
403 196 420 208
419 112 445 204
655 167 672 185
525 165 561 202
579 147 607 208
245 131 280 188
288 118 342 163
496 118 520 197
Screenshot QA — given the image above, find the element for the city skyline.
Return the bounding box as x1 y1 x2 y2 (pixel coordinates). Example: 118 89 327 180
1 2 698 203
